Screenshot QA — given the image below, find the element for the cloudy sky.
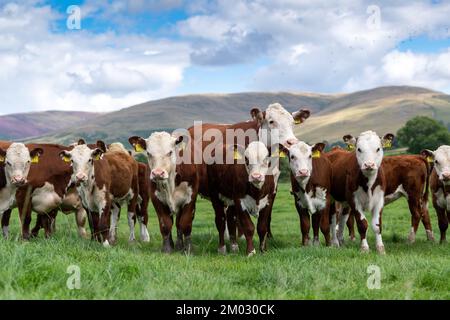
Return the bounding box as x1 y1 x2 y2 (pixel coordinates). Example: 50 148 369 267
1 0 450 114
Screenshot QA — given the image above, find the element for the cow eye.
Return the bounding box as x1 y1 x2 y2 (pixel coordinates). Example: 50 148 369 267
435 160 439 165
291 155 295 160
376 148 380 152
357 148 362 153
269 120 274 125
6 161 11 166
167 151 173 157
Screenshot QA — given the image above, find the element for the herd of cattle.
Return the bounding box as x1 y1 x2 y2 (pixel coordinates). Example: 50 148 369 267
1 102 450 256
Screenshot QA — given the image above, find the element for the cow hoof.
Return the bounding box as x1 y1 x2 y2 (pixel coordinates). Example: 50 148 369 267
247 249 256 257
218 246 227 255
407 231 416 244
426 230 435 242
230 243 239 253
162 246 173 254
360 245 370 253
331 239 340 247
439 239 447 245
141 231 150 243
376 245 386 255
338 237 344 246
102 240 110 248
184 245 193 255
313 239 320 246
350 236 356 242
78 228 88 239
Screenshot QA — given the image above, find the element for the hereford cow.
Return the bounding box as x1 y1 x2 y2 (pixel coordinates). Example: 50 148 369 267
59 143 139 246
329 131 394 254
207 141 275 256
188 103 310 239
338 139 434 244
129 132 199 253
282 142 333 246
421 145 450 243
0 143 43 237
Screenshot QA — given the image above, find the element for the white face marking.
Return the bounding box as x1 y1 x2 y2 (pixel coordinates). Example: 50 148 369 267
244 141 270 188
240 194 269 217
287 141 313 185
145 132 179 181
4 143 32 186
259 103 297 147
67 145 97 184
433 145 450 185
355 131 383 176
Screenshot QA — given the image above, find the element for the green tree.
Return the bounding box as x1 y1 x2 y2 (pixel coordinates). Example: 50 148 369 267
397 116 450 153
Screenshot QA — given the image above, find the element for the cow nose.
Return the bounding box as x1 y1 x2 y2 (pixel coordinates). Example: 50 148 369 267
76 173 87 182
151 168 166 180
11 176 26 186
363 162 376 170
298 169 309 177
286 138 298 147
251 172 263 181
443 172 450 180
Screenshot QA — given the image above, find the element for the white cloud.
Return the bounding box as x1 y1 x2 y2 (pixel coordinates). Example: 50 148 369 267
0 2 190 114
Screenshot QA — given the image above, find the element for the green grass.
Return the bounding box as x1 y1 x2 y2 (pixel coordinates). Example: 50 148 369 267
0 183 449 299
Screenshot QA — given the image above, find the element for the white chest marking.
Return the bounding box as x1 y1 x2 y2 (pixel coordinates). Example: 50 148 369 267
78 184 107 215
155 181 193 215
31 182 63 214
219 193 234 207
295 186 327 214
435 189 450 211
0 185 16 213
354 185 384 219
240 194 269 217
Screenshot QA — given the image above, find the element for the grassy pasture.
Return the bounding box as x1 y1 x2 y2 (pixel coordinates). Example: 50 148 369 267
0 183 449 300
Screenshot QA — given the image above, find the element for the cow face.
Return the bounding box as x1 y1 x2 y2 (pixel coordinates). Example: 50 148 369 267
251 103 310 148
234 141 270 189
350 131 394 176
129 132 186 182
422 146 450 185
283 141 325 181
59 145 103 185
0 143 43 187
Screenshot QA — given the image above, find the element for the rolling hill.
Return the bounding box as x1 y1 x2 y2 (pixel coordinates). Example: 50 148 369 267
0 111 101 140
21 86 450 145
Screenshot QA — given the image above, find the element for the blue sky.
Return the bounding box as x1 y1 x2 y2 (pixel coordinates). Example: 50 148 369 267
1 0 450 113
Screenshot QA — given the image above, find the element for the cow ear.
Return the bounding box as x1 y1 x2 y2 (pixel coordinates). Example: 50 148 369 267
128 136 146 153
276 144 289 158
250 107 264 123
421 149 434 163
292 108 311 124
30 148 44 164
312 142 326 158
92 148 103 161
381 133 394 149
0 148 5 163
343 134 356 151
228 144 245 160
78 139 86 145
96 140 107 153
59 150 71 163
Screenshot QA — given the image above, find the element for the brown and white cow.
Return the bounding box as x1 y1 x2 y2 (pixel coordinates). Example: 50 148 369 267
338 139 435 243
421 145 450 243
0 143 43 237
188 103 310 239
59 142 139 246
329 131 394 254
282 141 333 246
207 141 275 256
129 132 199 253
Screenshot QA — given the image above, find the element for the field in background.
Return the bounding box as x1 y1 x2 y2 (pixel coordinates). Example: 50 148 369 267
0 183 449 299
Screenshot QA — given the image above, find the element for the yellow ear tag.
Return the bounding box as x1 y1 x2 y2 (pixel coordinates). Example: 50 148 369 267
294 119 302 125
134 144 144 153
312 150 321 158
31 155 39 164
179 142 186 151
94 154 101 161
279 150 286 158
382 141 392 148
347 144 355 152
0 155 4 163
233 149 242 160
426 156 434 163
63 156 71 163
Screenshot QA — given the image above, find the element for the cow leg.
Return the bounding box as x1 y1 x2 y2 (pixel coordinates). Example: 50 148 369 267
226 206 239 253
371 205 385 254
75 206 88 239
99 202 112 247
420 205 435 241
136 200 150 242
1 209 11 239
337 209 349 246
236 205 255 256
43 210 58 238
329 203 339 247
353 209 369 252
297 206 310 246
407 198 422 244
126 210 136 243
346 208 356 241
179 202 196 255
257 205 271 253
175 213 184 251
212 198 226 254
109 203 120 245
319 202 331 246
266 193 276 239
434 203 448 244
311 213 320 246
31 214 44 238
154 200 174 253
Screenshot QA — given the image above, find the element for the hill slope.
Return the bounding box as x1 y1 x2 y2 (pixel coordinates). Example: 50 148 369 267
25 86 450 145
0 111 101 140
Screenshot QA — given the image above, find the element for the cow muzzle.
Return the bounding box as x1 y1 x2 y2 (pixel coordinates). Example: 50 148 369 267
442 172 450 182
151 168 168 181
11 176 26 187
285 138 298 147
296 169 310 178
249 172 265 188
362 161 377 171
75 173 88 185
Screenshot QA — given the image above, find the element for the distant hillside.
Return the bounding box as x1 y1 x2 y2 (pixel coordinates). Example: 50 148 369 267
25 86 450 145
0 111 101 140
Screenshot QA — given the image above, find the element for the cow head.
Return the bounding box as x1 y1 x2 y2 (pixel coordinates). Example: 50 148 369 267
251 103 310 148
0 143 43 187
421 146 450 185
282 141 325 182
129 132 188 182
59 145 104 185
345 131 394 176
232 141 270 189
